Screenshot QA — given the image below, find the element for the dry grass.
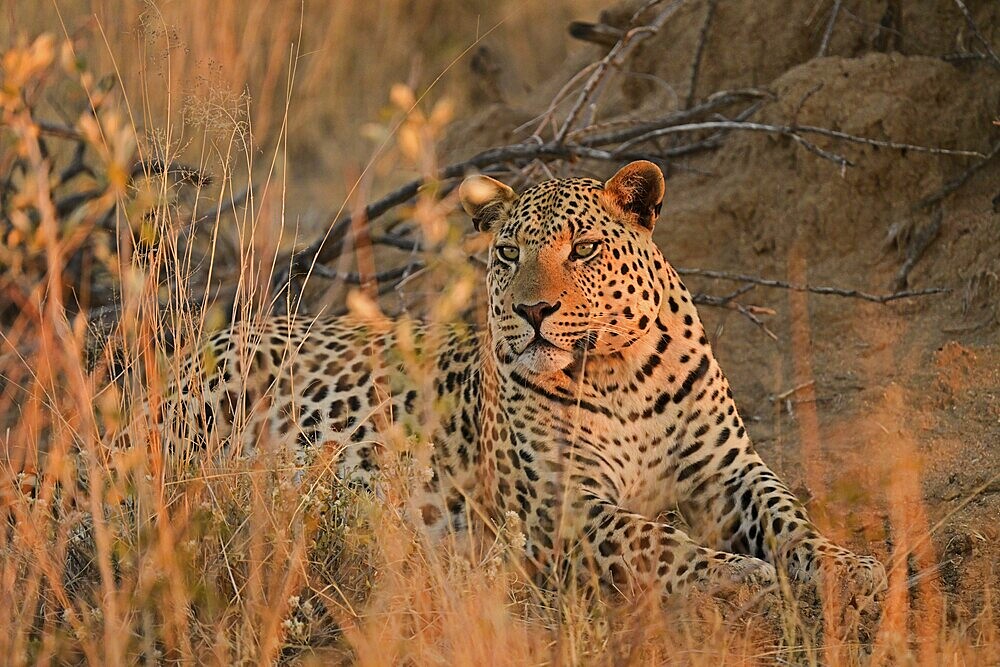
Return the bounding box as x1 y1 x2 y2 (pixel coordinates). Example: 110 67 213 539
1 2 998 665
1 0 603 231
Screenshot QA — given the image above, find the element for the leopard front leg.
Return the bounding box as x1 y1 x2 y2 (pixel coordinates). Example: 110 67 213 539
676 446 886 608
548 493 777 599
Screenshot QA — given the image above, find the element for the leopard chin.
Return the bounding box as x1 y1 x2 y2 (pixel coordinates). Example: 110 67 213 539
514 339 576 377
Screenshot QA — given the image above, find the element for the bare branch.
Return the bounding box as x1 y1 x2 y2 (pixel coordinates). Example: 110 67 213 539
307 261 425 286
792 123 986 157
616 120 986 160
693 288 778 339
521 62 600 139
817 0 843 58
569 89 771 147
35 119 85 141
917 139 1000 209
730 302 778 340
677 267 950 302
894 210 943 291
371 233 422 252
616 119 856 166
685 0 717 108
952 0 1000 70
554 0 686 143
941 51 990 64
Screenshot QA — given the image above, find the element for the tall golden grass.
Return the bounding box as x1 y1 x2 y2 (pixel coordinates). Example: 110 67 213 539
2 0 603 225
1 2 997 665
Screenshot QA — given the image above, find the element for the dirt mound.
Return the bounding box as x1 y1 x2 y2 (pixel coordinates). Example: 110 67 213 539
597 0 1000 113
442 0 1000 627
667 52 998 272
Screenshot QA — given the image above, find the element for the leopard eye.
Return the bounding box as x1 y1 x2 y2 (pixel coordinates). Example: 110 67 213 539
495 244 520 263
571 241 600 260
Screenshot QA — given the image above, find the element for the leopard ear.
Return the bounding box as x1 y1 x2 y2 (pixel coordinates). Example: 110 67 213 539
459 174 516 233
603 160 665 230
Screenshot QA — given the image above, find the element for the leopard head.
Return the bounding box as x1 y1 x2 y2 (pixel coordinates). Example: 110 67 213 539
460 161 669 380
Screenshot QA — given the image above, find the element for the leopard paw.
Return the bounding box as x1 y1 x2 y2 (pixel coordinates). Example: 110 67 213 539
831 553 887 611
707 553 777 598
790 543 887 612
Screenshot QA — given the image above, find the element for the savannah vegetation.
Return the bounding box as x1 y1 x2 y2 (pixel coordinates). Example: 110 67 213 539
2 1 999 664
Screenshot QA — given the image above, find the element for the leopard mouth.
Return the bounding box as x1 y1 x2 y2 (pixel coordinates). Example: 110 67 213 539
519 330 598 355
512 335 575 375
522 332 605 379
506 330 607 378
523 334 560 353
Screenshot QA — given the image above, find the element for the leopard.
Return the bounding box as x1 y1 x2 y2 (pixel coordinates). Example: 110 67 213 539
160 160 887 605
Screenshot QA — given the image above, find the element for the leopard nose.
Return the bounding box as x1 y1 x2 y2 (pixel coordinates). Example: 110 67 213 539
513 301 560 332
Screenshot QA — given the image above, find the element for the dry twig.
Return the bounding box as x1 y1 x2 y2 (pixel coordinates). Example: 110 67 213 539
35 119 86 141
269 16 984 319
308 261 425 286
370 233 422 252
941 51 990 64
893 211 943 291
916 139 1000 209
693 284 778 339
554 0 686 143
616 120 985 165
685 0 717 108
568 89 771 146
676 267 949 303
768 380 815 403
817 0 843 57
952 0 1000 70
